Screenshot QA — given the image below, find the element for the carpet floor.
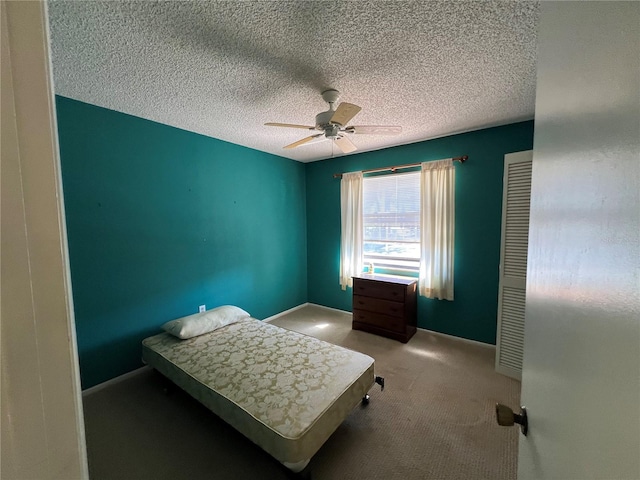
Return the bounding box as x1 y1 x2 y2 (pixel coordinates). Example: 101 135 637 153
82 304 521 479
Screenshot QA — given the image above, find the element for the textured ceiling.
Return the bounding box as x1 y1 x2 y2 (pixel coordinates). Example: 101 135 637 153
48 1 539 163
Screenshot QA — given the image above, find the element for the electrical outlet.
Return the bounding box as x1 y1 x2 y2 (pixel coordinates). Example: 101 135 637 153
199 305 206 313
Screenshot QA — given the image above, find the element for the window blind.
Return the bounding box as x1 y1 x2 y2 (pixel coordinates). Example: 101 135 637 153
363 172 420 270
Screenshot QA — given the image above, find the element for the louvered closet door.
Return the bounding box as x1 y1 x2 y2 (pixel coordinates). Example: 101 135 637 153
495 150 533 380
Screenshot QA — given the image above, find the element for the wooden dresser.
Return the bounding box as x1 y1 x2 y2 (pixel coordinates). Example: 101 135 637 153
352 274 417 343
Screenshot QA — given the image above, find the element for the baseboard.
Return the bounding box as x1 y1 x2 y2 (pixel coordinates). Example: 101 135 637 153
310 303 494 348
82 365 152 397
307 303 352 315
269 303 495 349
418 327 496 349
262 303 310 323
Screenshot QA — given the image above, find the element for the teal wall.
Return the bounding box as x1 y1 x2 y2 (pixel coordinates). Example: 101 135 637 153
56 96 307 389
57 95 532 388
305 121 535 344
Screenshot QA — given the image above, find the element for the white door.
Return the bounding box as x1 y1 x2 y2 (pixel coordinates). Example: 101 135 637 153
516 2 640 479
495 151 532 380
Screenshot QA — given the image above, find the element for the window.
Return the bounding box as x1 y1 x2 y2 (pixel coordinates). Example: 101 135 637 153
363 171 420 273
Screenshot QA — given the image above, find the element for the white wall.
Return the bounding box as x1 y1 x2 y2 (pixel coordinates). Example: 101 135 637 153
519 2 639 479
0 2 88 478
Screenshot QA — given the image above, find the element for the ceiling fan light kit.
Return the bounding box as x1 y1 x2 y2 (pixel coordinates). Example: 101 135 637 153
265 89 402 154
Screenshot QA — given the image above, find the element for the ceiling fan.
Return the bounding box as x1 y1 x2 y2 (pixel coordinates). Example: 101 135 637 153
265 89 402 154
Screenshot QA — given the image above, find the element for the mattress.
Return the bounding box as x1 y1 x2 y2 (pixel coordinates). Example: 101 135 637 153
142 318 375 471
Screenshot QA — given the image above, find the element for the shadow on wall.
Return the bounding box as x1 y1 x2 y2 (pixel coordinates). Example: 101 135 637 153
56 96 308 389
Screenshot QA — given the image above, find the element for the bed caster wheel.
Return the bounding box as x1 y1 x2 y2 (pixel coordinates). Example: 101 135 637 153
362 394 370 405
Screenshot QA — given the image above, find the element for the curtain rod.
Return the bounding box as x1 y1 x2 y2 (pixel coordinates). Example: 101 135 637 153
332 155 468 179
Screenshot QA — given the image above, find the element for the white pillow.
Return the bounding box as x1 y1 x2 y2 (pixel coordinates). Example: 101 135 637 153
162 305 250 339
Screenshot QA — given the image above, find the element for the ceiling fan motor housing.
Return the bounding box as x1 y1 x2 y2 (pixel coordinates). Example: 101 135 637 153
315 110 334 128
324 124 340 139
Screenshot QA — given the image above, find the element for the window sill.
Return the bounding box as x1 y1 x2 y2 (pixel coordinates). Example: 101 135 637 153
366 268 418 279
355 272 418 285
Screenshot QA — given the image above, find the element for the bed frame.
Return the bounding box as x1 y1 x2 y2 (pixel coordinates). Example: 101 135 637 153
142 317 384 475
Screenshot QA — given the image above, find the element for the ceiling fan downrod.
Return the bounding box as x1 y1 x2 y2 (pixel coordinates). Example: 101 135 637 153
316 89 341 129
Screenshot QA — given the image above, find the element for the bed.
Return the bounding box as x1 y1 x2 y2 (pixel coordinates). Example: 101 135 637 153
142 306 383 474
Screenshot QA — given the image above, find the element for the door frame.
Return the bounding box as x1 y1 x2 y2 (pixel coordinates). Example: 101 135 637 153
1 1 88 477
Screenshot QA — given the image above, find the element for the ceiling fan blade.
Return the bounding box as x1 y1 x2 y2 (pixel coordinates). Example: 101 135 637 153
265 122 315 130
333 135 357 154
283 133 324 149
346 125 403 135
330 102 362 126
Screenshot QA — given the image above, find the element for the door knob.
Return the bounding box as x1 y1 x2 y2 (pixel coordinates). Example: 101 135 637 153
495 403 528 436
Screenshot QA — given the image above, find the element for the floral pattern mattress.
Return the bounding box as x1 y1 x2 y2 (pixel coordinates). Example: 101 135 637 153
142 318 375 469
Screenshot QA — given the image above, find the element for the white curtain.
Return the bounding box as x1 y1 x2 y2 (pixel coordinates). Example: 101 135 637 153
419 159 455 300
339 171 363 290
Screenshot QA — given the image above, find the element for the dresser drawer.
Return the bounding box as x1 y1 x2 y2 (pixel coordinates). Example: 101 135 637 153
353 295 404 318
353 309 405 333
353 279 406 302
